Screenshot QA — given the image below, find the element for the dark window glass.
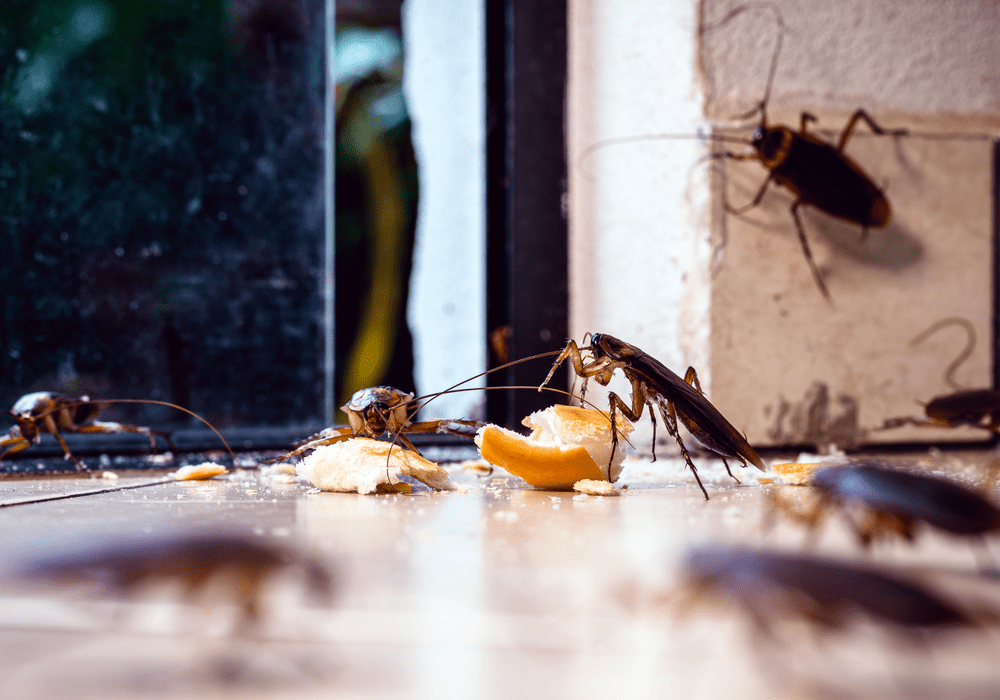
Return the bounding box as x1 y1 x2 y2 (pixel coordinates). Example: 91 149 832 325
1 1 327 433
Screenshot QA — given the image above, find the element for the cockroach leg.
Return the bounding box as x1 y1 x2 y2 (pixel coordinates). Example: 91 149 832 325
787 200 831 301
657 398 708 500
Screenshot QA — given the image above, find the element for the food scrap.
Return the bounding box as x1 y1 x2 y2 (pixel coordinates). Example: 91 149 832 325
476 405 633 490
771 462 822 485
296 438 453 495
171 462 228 481
574 479 621 496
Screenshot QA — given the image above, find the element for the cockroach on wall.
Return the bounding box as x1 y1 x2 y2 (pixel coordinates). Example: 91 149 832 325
581 3 907 301
701 3 907 301
770 460 1000 548
878 317 1000 435
540 333 764 499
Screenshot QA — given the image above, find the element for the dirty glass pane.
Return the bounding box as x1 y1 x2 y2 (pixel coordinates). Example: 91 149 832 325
0 1 327 433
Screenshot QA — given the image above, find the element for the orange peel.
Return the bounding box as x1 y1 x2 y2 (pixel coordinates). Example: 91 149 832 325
475 405 632 490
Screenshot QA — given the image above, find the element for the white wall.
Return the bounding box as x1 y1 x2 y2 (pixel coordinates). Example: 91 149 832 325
568 1 709 449
402 0 485 419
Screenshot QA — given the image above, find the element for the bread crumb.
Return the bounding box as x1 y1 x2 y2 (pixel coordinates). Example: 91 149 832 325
260 463 299 484
262 463 298 477
771 462 822 485
172 463 228 481
101 471 119 481
574 479 621 496
297 438 453 495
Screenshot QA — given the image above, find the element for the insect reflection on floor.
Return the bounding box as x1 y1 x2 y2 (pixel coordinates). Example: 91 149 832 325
700 3 908 301
540 333 764 499
9 531 335 635
0 392 176 470
768 461 1000 551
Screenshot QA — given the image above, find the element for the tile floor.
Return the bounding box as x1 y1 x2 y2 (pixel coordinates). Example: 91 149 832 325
0 447 998 699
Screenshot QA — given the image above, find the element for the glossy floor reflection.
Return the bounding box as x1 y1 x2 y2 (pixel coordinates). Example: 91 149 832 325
0 449 998 699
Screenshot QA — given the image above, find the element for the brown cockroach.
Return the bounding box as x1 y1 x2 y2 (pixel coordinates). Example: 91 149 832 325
581 3 908 301
0 392 175 469
12 531 334 629
265 350 584 464
271 385 486 463
701 3 908 301
0 392 237 470
770 460 1000 548
878 317 1000 434
880 390 1000 434
540 333 764 499
267 353 630 494
680 545 975 640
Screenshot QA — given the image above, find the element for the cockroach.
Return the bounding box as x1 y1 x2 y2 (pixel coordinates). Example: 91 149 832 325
539 333 764 499
268 354 626 495
0 392 238 470
11 531 334 629
581 3 907 301
771 461 1000 547
880 390 1000 434
878 317 1000 434
0 392 175 470
680 545 974 639
701 3 908 301
269 349 605 464
266 385 486 464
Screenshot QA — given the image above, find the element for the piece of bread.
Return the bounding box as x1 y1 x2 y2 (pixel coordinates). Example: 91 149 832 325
297 438 453 494
172 462 228 481
475 405 633 490
771 462 822 485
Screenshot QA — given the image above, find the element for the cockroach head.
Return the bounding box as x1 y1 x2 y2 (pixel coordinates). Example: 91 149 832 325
588 332 606 356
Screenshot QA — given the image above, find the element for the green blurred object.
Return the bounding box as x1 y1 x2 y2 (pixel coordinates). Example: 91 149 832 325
334 26 418 419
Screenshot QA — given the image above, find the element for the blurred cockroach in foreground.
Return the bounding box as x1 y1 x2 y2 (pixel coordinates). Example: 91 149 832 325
11 531 335 632
0 392 236 470
769 461 1000 548
679 545 976 641
878 317 1000 435
540 333 764 499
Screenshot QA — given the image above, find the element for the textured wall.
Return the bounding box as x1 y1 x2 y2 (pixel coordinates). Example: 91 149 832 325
569 0 1000 450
